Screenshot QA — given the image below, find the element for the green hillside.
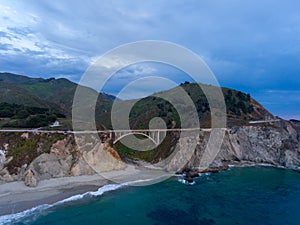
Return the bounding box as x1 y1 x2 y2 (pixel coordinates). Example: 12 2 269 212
0 72 275 163
0 73 114 129
112 83 274 163
0 82 55 108
120 82 272 129
0 73 273 130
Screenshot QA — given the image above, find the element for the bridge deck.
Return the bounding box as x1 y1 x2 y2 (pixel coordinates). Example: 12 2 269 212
0 127 221 134
249 119 280 124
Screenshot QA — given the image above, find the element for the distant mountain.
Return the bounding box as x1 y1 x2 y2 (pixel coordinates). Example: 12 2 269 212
0 81 55 109
0 72 273 129
0 72 45 85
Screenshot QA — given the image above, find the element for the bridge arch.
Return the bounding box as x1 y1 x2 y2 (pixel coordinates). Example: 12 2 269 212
113 132 158 145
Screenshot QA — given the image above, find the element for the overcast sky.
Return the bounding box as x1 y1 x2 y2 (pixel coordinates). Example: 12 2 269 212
0 0 299 119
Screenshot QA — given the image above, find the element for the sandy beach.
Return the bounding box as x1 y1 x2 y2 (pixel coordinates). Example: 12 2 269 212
0 165 169 216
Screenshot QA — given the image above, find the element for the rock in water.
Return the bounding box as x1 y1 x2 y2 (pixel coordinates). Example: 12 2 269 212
24 169 38 187
185 176 194 183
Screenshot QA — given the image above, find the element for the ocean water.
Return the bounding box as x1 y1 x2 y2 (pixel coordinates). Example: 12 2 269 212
1 166 300 225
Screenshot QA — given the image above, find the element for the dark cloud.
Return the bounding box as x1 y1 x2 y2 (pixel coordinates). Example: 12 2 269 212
0 0 299 118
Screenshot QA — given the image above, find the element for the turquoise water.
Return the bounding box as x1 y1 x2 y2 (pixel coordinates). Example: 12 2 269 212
3 167 300 225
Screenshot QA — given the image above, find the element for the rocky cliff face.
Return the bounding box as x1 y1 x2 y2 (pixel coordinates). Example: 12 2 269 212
28 135 126 184
0 133 125 186
186 121 300 170
24 169 38 187
0 120 299 187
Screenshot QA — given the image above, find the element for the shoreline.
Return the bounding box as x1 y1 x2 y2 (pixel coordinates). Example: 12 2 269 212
0 165 169 217
0 175 108 216
1 162 299 219
181 161 300 184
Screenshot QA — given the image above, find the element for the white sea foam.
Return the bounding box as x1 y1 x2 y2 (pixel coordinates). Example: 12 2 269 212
173 174 183 177
0 204 51 225
0 179 150 225
58 183 124 204
177 178 196 185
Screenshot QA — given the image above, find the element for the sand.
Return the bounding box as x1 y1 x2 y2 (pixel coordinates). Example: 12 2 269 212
0 165 170 216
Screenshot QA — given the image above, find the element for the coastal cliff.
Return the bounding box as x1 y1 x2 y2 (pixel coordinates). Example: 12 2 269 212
185 120 300 171
0 120 299 187
0 133 125 186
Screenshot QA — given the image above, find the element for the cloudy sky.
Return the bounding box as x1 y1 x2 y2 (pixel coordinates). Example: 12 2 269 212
0 0 299 119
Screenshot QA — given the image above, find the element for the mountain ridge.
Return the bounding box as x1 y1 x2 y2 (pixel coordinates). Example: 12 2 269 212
0 72 274 129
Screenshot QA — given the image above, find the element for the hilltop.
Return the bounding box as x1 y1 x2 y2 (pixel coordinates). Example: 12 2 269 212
0 72 274 129
125 82 273 129
0 73 114 129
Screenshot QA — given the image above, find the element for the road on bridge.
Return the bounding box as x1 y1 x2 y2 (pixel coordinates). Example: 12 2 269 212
0 127 215 134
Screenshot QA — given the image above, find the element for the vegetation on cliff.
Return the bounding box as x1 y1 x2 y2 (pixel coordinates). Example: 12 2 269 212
126 82 260 130
114 132 179 163
0 73 114 129
0 102 64 128
0 132 66 174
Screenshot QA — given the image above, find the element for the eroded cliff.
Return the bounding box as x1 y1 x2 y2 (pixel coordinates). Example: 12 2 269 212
0 120 299 187
0 133 125 186
186 121 300 170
